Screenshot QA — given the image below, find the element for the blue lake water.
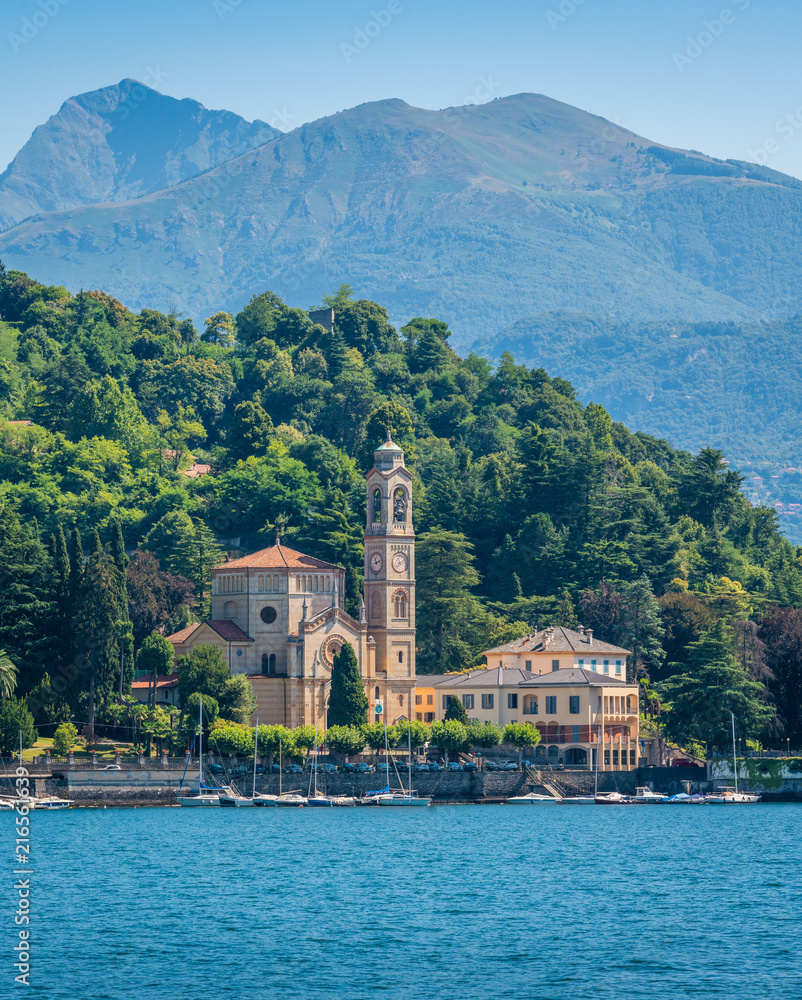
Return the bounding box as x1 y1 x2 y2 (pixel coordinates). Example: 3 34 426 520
2 803 801 1000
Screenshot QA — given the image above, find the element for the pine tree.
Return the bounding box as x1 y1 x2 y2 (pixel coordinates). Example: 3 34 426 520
556 589 578 629
327 643 368 727
110 521 134 692
619 575 666 683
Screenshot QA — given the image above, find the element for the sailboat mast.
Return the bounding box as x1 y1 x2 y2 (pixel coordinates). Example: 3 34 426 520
408 727 412 794
731 712 738 794
594 723 600 797
253 717 259 798
198 697 203 788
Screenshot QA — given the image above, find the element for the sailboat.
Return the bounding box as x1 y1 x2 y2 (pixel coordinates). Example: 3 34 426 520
178 699 225 806
706 714 761 803
219 716 258 807
273 738 307 806
307 728 333 807
251 721 279 806
375 722 431 807
594 724 635 804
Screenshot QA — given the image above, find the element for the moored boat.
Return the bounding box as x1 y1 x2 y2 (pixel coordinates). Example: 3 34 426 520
594 791 636 804
557 796 595 804
31 795 73 809
275 793 307 807
507 792 559 803
706 787 760 804
633 786 668 803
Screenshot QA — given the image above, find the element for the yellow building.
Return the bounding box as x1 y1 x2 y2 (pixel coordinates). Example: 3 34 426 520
419 626 639 770
166 433 417 728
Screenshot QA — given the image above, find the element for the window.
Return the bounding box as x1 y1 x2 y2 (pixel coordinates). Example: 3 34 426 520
612 749 619 766
591 659 597 670
416 712 422 721
424 713 434 723
523 696 537 715
629 749 636 766
604 660 609 675
616 660 622 674
373 487 382 522
578 659 584 667
525 660 532 670
545 696 557 714
427 695 433 705
415 695 422 706
442 695 450 711
393 486 407 523
375 686 380 700
597 695 602 711
394 592 407 618
569 696 580 714
261 653 277 675
508 693 518 709
604 750 610 766
481 693 494 709
398 651 403 663
572 725 580 743
260 606 277 624
462 694 474 710
552 659 559 671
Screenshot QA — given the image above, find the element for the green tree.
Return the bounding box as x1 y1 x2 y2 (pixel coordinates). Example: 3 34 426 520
659 620 776 748
415 529 481 673
217 674 257 725
201 311 235 347
395 719 431 750
444 695 468 724
430 718 468 764
324 724 367 759
327 643 368 727
362 721 399 767
0 649 18 699
502 721 542 768
176 645 230 713
466 720 502 752
136 633 174 708
228 400 274 461
52 721 78 755
619 575 666 683
0 699 37 756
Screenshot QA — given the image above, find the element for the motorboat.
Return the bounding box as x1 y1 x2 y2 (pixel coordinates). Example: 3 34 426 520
633 786 669 803
31 796 73 810
275 794 307 807
506 792 559 804
252 794 279 807
218 792 255 807
178 790 222 807
556 796 595 804
307 794 334 807
706 787 760 804
665 792 707 804
594 791 636 804
329 796 356 806
375 793 431 806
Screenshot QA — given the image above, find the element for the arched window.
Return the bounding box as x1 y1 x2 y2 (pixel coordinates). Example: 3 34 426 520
373 487 382 523
261 653 269 675
398 651 403 663
393 590 407 619
374 686 380 700
258 575 264 591
398 695 403 706
393 487 407 523
273 575 279 591
269 653 276 674
223 600 238 620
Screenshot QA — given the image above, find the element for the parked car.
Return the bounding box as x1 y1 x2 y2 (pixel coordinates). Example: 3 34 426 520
341 763 359 773
206 763 225 775
499 761 519 772
462 762 478 772
428 762 443 772
447 762 463 772
357 763 373 773
484 761 498 771
284 764 303 775
254 765 265 775
100 764 121 771
266 763 282 774
230 764 250 776
414 763 430 773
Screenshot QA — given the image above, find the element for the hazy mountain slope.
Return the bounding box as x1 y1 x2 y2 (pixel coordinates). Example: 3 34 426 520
2 93 802 331
0 79 278 231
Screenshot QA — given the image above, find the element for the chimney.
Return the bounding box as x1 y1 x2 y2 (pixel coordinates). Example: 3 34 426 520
586 628 593 644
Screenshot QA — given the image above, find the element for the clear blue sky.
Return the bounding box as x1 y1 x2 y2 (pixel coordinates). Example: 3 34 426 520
3 0 802 177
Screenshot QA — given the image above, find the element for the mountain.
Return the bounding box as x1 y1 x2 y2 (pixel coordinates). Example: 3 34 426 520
2 91 802 328
0 79 279 231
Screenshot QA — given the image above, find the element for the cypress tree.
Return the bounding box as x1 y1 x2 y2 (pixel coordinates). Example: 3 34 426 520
110 520 134 692
444 695 468 724
327 643 368 727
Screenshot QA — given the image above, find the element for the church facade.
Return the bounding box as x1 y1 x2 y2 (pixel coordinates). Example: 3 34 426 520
167 434 417 728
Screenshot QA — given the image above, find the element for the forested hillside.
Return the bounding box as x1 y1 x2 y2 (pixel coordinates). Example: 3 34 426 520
1 265 801 748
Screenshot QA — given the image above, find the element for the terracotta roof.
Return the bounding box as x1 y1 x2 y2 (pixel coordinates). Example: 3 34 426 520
434 667 537 688
165 623 200 644
483 625 631 657
215 543 339 571
181 463 212 479
520 668 632 688
131 673 179 690
4 420 32 426
164 620 253 643
206 620 254 642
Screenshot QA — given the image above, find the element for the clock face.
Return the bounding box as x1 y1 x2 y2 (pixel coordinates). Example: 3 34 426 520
392 552 408 573
370 553 383 574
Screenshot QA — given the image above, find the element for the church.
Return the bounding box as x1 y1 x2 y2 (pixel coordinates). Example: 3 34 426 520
167 433 417 728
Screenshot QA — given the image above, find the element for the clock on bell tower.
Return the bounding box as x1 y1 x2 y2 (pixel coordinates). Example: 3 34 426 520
364 431 415 682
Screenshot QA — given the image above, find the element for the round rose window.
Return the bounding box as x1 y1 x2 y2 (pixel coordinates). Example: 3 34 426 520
260 606 277 624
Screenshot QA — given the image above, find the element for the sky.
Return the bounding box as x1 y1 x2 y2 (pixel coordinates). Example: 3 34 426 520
2 0 802 177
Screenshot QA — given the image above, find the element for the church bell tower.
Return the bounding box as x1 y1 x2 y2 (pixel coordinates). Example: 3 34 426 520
364 432 416 685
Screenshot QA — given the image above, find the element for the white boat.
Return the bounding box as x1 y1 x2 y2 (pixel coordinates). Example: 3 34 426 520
507 792 559 803
31 796 73 810
0 798 16 810
375 724 431 807
706 714 761 804
707 787 760 804
329 796 356 806
594 791 636 804
666 792 707 804
218 792 254 807
253 794 279 807
305 730 333 806
557 796 595 804
275 794 307 807
178 699 223 806
633 786 668 803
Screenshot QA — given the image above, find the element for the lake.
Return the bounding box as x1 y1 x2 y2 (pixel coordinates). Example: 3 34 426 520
2 804 800 999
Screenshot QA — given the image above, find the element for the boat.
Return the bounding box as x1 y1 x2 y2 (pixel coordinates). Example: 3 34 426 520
252 794 279 807
665 792 707 804
306 729 333 806
178 699 225 806
220 715 263 806
275 793 307 807
329 796 356 806
0 798 17 810
594 791 636 804
556 796 596 804
31 796 73 810
706 714 761 804
375 724 431 807
507 791 559 803
633 786 668 803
